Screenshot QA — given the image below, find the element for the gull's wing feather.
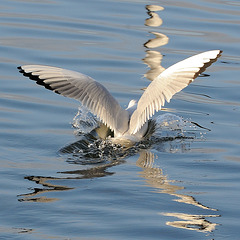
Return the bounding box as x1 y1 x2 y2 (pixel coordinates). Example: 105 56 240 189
18 65 129 134
129 50 222 134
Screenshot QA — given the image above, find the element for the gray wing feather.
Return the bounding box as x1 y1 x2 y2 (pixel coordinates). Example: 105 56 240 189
129 50 222 134
18 65 129 134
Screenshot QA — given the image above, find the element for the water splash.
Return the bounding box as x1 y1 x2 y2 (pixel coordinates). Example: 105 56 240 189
154 113 185 136
62 110 207 161
148 113 206 153
72 105 98 135
153 113 206 140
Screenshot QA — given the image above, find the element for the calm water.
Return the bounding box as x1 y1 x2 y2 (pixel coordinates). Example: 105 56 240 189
0 0 240 239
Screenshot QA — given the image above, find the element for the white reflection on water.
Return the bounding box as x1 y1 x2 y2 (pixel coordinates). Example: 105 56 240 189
145 5 164 27
162 212 219 232
143 50 165 81
144 32 169 49
143 6 166 81
137 151 219 233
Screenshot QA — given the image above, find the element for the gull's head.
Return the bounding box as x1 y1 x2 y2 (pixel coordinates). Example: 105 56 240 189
126 99 137 115
127 99 137 108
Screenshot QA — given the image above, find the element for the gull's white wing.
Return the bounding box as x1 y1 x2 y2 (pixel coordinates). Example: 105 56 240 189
129 50 222 134
18 65 129 134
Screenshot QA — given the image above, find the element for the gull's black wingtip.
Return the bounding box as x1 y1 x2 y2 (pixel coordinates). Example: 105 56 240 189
217 50 223 58
17 66 40 82
17 65 60 94
17 66 24 73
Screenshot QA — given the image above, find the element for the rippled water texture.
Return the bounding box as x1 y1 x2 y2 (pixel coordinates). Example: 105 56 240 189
0 0 240 239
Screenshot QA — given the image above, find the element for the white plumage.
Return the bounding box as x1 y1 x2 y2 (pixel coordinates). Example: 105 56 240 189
19 50 222 143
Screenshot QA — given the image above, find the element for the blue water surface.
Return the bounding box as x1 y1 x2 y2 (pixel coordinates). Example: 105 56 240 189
0 0 240 239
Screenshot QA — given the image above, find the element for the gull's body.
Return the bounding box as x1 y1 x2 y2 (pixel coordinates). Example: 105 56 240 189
18 50 222 144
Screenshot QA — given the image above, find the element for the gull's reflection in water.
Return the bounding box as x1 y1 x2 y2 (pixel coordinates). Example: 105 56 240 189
143 50 165 81
162 212 219 232
145 5 164 27
18 176 73 202
19 149 219 233
144 32 169 49
18 157 125 202
137 151 220 232
143 5 167 81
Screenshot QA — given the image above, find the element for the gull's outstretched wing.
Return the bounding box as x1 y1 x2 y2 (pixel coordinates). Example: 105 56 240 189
129 50 222 134
18 65 129 134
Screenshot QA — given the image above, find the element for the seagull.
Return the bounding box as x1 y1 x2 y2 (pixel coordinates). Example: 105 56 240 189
18 50 222 144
